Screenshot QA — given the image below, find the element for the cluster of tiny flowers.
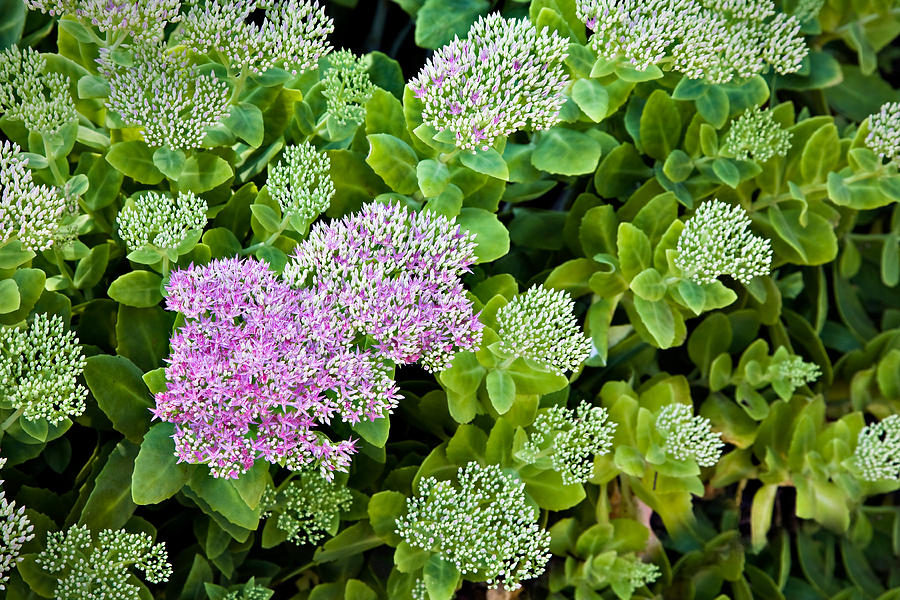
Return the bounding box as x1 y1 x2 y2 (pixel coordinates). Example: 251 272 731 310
260 471 352 545
176 0 334 76
723 106 792 162
411 578 427 600
0 458 34 591
155 257 399 478
283 201 482 372
767 347 821 389
36 525 172 600
267 143 334 224
621 556 662 592
655 403 723 467
790 0 825 21
409 13 569 152
576 0 806 83
0 46 75 134
521 402 616 484
852 415 900 482
223 583 274 600
496 285 592 374
0 313 87 425
321 50 375 127
865 101 900 165
395 462 551 590
674 199 772 285
25 0 180 40
116 191 208 252
97 40 230 150
0 141 69 251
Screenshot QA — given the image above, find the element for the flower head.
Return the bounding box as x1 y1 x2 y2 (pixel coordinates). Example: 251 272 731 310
25 0 181 40
852 415 900 482
866 101 900 165
409 13 569 152
98 40 230 150
223 581 274 600
520 401 616 484
655 403 723 467
767 346 820 400
674 199 772 285
496 285 592 374
260 470 352 545
36 525 172 600
116 190 208 252
395 462 551 590
267 142 334 225
176 0 333 76
0 458 34 591
156 257 399 479
723 106 792 162
321 50 375 127
0 141 70 251
283 201 482 372
0 46 75 134
0 313 87 425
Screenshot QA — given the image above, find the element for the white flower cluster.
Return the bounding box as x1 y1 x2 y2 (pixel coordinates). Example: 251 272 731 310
723 106 792 162
409 13 569 152
0 46 75 134
767 346 821 390
25 0 181 40
116 191 208 251
865 101 900 165
496 285 592 374
655 403 723 467
588 552 660 598
37 525 172 600
395 462 551 590
267 142 334 224
411 578 427 600
0 313 87 425
852 415 900 482
322 50 376 127
223 583 273 600
259 471 352 545
576 0 807 83
521 401 616 484
0 141 69 251
674 199 772 285
97 41 231 150
0 458 34 591
176 0 334 76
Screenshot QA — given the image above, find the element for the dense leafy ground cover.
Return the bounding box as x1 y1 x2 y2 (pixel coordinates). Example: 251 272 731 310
1 0 900 598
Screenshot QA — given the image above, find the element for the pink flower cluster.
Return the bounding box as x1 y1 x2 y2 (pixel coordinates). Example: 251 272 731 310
153 257 399 479
284 201 483 372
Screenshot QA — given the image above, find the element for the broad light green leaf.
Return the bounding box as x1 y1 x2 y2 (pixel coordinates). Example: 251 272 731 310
572 78 609 122
423 554 461 600
459 148 509 180
107 270 163 307
486 369 515 414
179 153 234 193
532 128 603 176
79 440 138 530
314 522 382 563
639 89 681 160
366 134 419 194
224 102 265 147
456 208 509 263
521 467 586 510
106 140 164 184
414 0 489 49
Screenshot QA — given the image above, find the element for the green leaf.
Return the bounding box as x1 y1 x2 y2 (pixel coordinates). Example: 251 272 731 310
368 490 407 544
79 440 138 530
630 268 666 301
639 89 681 160
132 422 193 505
616 222 651 281
152 147 186 181
521 467 586 510
594 143 650 198
572 78 609 121
0 0 26 49
313 521 382 563
459 148 509 180
366 134 419 194
633 296 675 348
414 0 489 49
0 268 44 325
532 128 603 176
800 124 839 184
456 207 509 263
486 369 516 414
81 152 124 210
179 153 233 193
0 279 20 314
695 86 730 128
116 305 176 372
353 415 390 447
250 203 283 232
188 469 261 529
84 355 153 443
224 102 265 147
73 243 109 290
423 554 461 600
107 270 163 307
416 158 450 197
365 87 410 139
712 157 741 188
0 240 35 269
106 140 164 184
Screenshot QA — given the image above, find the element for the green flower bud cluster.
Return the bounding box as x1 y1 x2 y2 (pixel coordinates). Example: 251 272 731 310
223 582 274 600
322 50 375 127
0 141 69 251
520 401 616 484
0 313 87 425
0 46 75 134
0 458 34 591
852 414 900 482
589 552 661 600
260 470 352 545
723 106 792 162
767 346 821 395
496 285 592 374
24 0 181 41
655 403 723 467
395 462 551 590
97 40 231 150
674 199 772 285
866 101 900 165
36 525 172 600
116 191 208 252
267 142 334 224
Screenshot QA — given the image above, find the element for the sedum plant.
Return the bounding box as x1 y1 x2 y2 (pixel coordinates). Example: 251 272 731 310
116 190 207 253
260 470 352 545
655 403 723 467
0 458 32 591
265 141 334 228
